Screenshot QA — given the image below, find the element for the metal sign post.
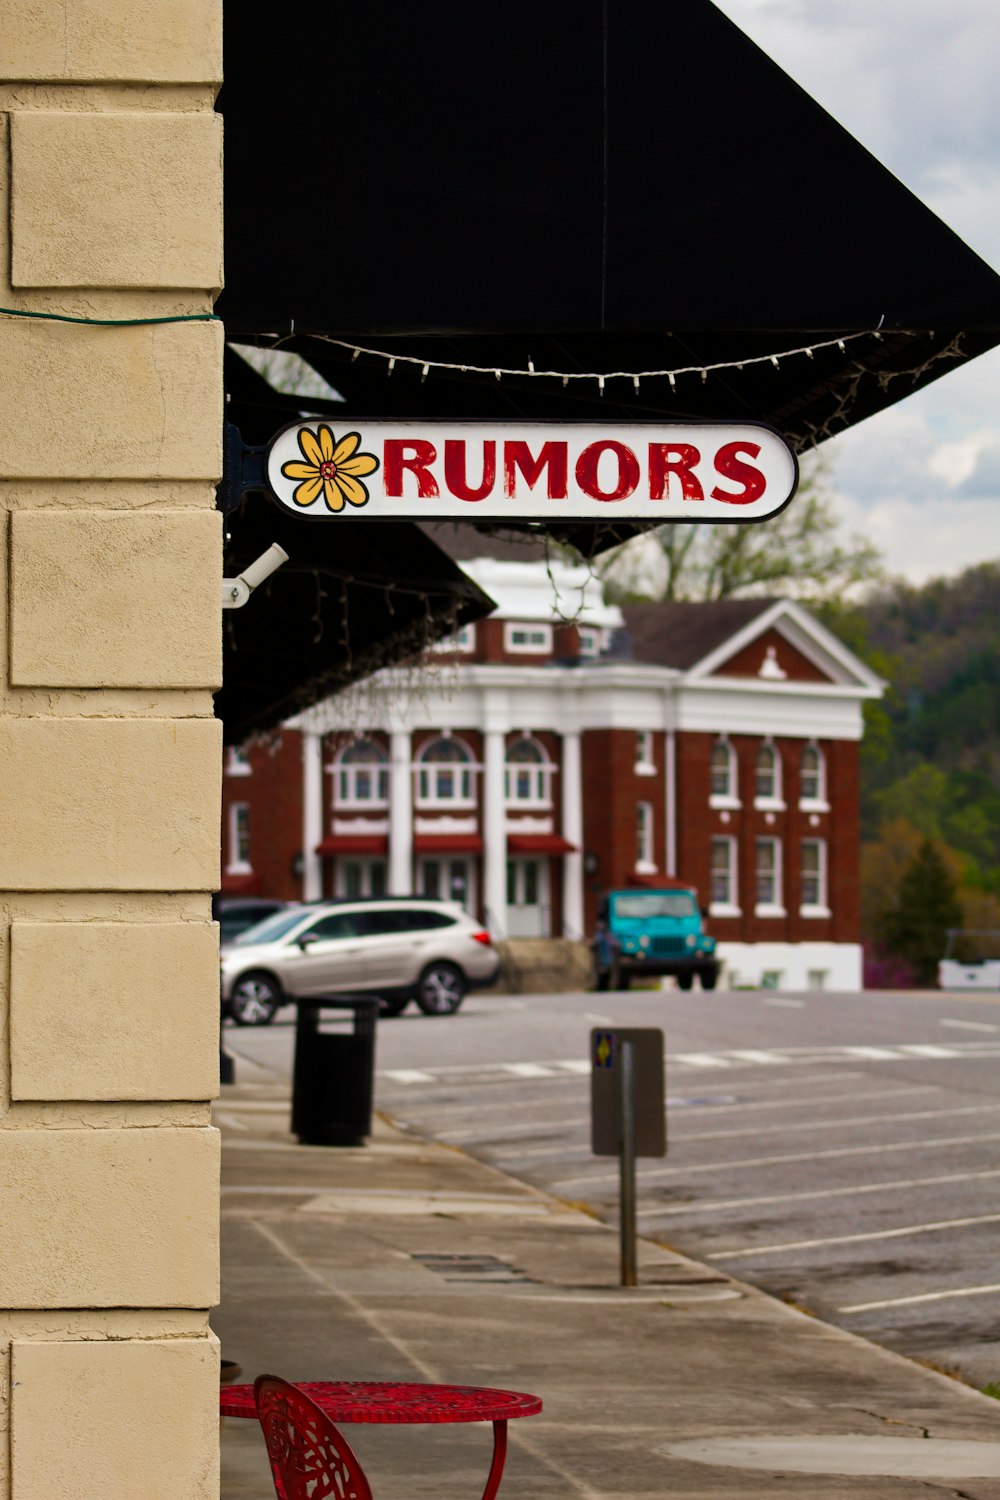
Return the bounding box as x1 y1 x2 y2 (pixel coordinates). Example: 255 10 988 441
591 1028 666 1287
618 1039 638 1287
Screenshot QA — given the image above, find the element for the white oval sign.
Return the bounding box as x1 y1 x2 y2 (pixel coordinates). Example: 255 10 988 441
266 419 798 522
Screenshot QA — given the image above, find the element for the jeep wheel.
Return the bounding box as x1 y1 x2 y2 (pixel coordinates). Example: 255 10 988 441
677 972 694 992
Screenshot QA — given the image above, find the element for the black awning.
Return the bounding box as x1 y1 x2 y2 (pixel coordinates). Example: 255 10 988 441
217 498 494 744
220 0 1000 455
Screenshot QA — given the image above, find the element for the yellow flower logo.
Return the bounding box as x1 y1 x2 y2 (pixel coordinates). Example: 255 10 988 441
281 425 379 513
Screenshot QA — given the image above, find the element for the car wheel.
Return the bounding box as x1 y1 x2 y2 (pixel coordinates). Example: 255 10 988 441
229 972 282 1025
700 969 718 991
378 995 411 1018
415 961 466 1015
677 972 694 991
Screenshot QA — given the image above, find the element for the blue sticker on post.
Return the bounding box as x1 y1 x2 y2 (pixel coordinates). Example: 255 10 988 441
594 1031 615 1069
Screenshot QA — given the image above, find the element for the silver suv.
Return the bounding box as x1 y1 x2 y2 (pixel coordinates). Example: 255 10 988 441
220 898 499 1024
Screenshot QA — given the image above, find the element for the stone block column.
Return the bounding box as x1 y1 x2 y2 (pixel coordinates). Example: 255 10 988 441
0 7 224 1499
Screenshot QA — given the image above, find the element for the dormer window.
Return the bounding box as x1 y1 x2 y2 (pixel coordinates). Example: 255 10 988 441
335 738 389 807
504 622 553 654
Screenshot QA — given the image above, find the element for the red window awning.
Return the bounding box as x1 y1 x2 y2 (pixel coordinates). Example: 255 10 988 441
316 835 389 856
507 834 577 855
413 834 483 853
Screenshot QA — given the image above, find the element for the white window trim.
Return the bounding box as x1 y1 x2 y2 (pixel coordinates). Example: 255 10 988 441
798 742 828 808
635 731 656 777
225 746 251 778
578 627 604 657
504 621 553 654
753 739 783 809
332 741 390 810
505 737 554 809
636 801 655 871
226 802 252 875
709 835 739 916
754 836 785 917
429 623 475 654
415 737 480 809
800 837 830 917
709 738 738 806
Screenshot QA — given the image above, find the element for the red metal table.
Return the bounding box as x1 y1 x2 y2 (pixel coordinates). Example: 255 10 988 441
220 1381 542 1500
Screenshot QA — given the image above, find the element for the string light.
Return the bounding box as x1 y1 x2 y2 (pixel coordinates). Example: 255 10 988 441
305 322 891 396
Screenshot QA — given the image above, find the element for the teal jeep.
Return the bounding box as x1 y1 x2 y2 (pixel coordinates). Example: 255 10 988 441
592 888 720 992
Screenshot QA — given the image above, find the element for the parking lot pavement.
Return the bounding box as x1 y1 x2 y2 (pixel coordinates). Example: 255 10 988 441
215 1073 1000 1500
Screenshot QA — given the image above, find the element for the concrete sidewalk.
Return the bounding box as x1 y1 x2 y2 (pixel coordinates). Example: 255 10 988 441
215 1064 1000 1499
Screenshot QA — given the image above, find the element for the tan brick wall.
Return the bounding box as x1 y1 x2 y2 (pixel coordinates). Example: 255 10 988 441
0 5 223 1495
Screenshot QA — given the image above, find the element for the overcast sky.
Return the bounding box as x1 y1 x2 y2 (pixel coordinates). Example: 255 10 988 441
712 0 1000 584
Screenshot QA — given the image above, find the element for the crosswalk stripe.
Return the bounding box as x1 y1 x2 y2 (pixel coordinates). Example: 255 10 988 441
898 1044 958 1058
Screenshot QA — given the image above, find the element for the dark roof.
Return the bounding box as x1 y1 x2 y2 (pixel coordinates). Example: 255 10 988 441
221 0 1000 490
622 600 777 670
417 523 555 565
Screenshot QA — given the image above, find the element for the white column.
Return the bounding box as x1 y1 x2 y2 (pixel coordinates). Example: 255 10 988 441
665 728 677 877
561 729 584 937
483 727 507 934
301 729 324 901
389 728 413 894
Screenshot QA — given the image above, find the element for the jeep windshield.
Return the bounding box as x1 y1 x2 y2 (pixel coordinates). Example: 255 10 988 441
612 893 697 919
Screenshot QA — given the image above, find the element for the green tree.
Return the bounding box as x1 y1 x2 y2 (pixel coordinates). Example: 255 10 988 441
600 453 883 605
883 839 962 986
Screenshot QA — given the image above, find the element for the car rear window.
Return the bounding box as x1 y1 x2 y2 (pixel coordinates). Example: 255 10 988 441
354 907 458 936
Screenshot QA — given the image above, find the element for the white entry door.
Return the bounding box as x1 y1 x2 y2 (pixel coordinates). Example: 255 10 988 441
505 856 550 937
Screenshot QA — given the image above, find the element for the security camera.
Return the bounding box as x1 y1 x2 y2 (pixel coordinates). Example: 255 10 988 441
222 542 290 609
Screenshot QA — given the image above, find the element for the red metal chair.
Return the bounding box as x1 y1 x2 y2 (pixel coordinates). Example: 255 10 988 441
254 1375 375 1500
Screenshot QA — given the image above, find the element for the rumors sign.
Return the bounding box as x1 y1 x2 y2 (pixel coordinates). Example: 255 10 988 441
266 419 797 523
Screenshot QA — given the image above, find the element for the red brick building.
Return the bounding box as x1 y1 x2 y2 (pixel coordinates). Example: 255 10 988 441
222 556 882 990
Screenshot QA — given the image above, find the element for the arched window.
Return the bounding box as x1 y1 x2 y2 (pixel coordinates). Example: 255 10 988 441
709 738 736 801
754 741 782 803
335 738 389 806
799 743 826 804
417 735 475 806
505 736 553 806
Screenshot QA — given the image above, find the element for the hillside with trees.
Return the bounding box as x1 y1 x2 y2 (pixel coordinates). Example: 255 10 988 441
821 560 1000 984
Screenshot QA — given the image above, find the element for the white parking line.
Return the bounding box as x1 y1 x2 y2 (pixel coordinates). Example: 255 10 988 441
842 1046 905 1059
841 1283 1000 1314
504 1063 558 1079
897 1044 959 1058
761 998 804 1009
551 1130 1000 1191
941 1018 1000 1033
676 1101 1000 1144
728 1050 791 1065
636 1165 1000 1218
709 1211 1000 1261
676 1053 732 1068
382 1069 435 1084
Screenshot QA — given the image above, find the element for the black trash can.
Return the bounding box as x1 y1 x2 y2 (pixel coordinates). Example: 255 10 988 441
291 996 380 1146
